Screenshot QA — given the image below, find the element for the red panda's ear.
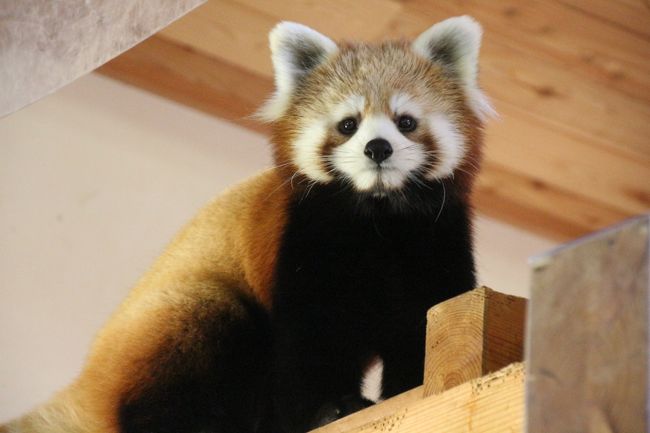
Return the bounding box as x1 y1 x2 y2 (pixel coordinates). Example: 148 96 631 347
412 16 495 121
256 22 338 122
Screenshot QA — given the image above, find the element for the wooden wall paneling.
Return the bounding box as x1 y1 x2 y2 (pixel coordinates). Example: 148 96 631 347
484 104 650 215
475 162 630 240
159 0 275 77
527 215 650 432
387 5 650 221
98 36 273 135
234 0 404 41
553 0 650 41
423 287 526 396
480 39 650 159
414 0 650 103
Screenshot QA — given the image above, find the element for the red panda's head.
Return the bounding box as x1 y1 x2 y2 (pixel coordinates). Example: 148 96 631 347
259 17 492 205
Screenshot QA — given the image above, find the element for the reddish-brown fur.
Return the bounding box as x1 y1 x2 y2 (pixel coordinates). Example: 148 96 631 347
2 172 290 432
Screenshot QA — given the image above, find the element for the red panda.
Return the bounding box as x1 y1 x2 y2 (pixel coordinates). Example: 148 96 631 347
1 16 492 433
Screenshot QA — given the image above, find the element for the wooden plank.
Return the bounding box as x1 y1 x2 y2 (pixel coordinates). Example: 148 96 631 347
554 0 650 42
479 39 650 160
158 0 275 77
424 287 526 396
484 101 650 215
527 215 650 433
313 363 525 433
389 7 650 160
475 162 630 241
159 0 402 79
403 0 650 104
384 9 650 215
97 35 272 135
235 0 403 41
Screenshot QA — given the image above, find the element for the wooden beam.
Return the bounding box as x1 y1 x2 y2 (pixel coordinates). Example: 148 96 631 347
408 0 650 104
475 162 630 241
527 214 650 432
97 35 272 135
553 0 650 41
423 287 526 396
313 363 525 433
389 9 650 215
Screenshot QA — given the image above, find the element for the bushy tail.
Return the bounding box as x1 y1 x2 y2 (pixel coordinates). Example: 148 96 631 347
0 386 114 433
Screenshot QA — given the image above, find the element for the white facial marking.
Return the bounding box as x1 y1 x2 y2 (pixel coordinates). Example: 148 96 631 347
292 120 333 182
427 114 466 179
332 95 365 120
361 357 384 403
467 87 497 122
332 114 425 191
389 92 423 118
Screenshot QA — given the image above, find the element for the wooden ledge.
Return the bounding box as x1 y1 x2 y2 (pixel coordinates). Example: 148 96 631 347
312 287 528 432
424 286 527 396
313 363 525 433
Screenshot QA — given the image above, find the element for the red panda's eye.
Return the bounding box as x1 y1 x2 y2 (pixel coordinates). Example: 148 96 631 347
397 115 417 133
337 118 358 135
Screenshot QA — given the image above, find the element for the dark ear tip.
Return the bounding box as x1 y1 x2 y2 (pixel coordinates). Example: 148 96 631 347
411 16 483 67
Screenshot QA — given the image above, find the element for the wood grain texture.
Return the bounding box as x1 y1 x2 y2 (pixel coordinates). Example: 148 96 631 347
554 0 650 41
97 35 273 135
314 363 525 433
424 287 526 396
475 162 630 241
98 0 650 240
527 215 650 433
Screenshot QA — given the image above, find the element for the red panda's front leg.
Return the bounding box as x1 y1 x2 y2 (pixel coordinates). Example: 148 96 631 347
271 308 373 433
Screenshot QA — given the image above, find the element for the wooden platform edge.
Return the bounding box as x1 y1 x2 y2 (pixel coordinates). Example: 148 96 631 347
312 363 525 433
424 286 527 396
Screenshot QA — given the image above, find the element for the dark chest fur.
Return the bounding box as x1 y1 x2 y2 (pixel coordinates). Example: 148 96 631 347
271 180 476 354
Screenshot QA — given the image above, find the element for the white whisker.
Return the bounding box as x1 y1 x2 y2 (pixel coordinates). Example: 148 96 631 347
435 181 446 223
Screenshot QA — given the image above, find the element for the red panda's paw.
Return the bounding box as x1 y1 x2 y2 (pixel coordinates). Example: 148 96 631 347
309 395 375 429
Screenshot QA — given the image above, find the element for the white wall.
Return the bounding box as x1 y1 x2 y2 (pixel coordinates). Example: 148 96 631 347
0 74 554 421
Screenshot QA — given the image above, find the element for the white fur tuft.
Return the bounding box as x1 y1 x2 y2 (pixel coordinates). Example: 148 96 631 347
467 87 497 122
360 357 384 403
412 16 495 121
292 119 334 182
389 92 423 118
257 22 338 122
427 113 466 179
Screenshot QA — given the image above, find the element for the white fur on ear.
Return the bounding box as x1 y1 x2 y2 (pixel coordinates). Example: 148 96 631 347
257 22 338 122
412 16 495 120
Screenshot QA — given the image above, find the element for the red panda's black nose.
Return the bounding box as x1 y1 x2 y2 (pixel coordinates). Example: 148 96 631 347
364 139 393 164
